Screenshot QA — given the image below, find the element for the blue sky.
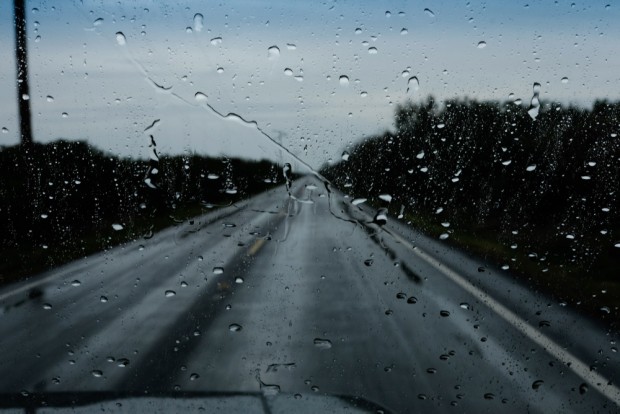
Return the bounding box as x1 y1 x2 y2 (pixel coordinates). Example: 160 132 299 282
1 0 619 169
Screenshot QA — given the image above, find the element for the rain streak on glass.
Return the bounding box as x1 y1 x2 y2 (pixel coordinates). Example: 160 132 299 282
283 163 293 193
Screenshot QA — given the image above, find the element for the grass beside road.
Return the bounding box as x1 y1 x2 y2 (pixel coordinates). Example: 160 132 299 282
402 212 620 329
0 201 213 288
0 140 285 289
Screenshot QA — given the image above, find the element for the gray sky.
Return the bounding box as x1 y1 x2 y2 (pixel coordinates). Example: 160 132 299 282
1 0 619 171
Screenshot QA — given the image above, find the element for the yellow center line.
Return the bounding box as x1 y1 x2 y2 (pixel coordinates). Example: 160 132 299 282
247 238 266 256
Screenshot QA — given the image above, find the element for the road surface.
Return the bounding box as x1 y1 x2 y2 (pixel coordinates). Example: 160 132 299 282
0 176 618 413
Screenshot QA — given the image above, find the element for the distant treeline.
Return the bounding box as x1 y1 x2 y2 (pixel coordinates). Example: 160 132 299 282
0 140 282 283
322 97 619 295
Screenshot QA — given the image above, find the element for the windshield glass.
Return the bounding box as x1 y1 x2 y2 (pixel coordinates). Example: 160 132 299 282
1 1 619 413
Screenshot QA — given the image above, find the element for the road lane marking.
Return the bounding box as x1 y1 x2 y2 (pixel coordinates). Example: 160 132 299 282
385 227 620 407
247 238 266 256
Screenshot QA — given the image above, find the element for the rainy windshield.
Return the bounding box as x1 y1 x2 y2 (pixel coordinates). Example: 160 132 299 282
1 1 619 413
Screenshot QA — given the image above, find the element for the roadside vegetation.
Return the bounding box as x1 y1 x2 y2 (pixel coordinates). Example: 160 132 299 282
322 97 620 327
0 140 282 285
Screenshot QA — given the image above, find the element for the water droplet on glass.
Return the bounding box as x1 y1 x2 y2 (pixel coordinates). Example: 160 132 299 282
352 198 367 205
526 165 537 172
71 280 81 287
229 323 242 332
341 151 350 161
213 267 224 275
439 233 449 240
532 380 544 390
193 13 204 32
91 370 103 378
194 92 208 103
477 41 487 49
528 82 541 120
93 18 104 26
284 68 293 76
355 28 362 34
440 310 450 317
484 393 495 400
407 296 418 304
117 358 130 367
339 75 349 86
368 47 378 54
111 223 123 231
579 383 588 394
267 45 280 60
313 338 332 349
424 8 436 17
561 77 569 84
100 296 108 303
61 112 69 118
373 208 388 226
235 277 244 284
539 320 551 327
190 373 200 380
115 32 126 45
43 303 52 310
401 28 408 35
210 37 222 45
407 76 419 93
165 290 176 297
216 67 224 74
364 259 374 267
460 302 471 310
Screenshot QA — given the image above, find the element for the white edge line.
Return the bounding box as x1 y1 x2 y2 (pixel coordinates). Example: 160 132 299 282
385 227 620 407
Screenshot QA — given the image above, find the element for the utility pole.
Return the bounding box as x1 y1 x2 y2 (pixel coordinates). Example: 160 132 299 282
14 0 33 147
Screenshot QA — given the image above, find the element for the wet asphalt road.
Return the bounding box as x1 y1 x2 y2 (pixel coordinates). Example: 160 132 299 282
0 176 619 413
